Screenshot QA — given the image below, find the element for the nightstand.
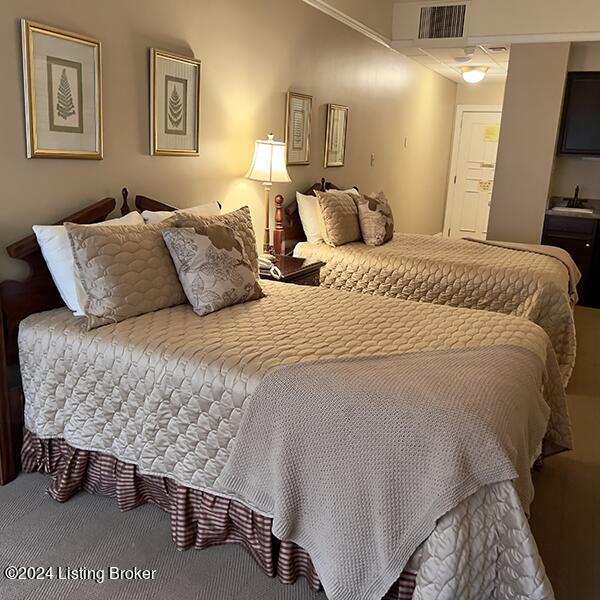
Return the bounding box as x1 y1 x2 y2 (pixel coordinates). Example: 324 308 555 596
259 255 324 287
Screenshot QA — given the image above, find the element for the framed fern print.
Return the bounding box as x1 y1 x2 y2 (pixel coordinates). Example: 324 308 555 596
21 20 103 159
150 49 201 156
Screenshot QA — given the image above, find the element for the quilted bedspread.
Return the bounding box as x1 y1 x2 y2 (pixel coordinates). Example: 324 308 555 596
20 281 571 599
294 234 576 385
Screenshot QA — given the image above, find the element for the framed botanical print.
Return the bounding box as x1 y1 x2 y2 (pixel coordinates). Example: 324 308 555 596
324 104 349 168
285 91 312 165
21 20 103 159
150 49 201 156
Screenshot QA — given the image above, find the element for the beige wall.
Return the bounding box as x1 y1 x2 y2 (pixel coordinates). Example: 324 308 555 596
456 82 505 106
323 0 395 38
0 0 456 280
551 42 600 200
487 43 570 243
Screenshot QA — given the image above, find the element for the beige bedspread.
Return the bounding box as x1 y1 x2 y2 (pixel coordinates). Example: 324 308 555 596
294 234 577 385
21 280 570 491
20 281 571 599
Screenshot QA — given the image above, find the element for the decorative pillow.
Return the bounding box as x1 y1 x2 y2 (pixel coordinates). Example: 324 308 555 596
324 187 361 200
65 221 186 329
356 192 394 246
162 226 264 317
315 191 361 247
33 211 144 316
141 201 221 224
171 206 259 275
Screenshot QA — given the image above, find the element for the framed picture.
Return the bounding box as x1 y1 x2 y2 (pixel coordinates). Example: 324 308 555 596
285 91 312 165
150 49 201 156
324 104 349 168
21 19 103 159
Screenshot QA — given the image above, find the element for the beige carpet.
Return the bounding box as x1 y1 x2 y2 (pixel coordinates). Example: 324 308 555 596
0 308 598 600
531 306 600 600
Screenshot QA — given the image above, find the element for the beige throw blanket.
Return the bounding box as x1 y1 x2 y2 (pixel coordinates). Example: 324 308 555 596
217 345 563 600
465 238 582 304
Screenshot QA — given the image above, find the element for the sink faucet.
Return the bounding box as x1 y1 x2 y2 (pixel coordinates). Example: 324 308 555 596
567 185 587 208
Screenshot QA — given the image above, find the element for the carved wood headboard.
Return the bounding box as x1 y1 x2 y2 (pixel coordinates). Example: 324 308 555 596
274 177 348 255
0 196 117 484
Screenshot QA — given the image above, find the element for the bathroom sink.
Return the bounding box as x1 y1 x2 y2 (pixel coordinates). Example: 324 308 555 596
551 207 595 214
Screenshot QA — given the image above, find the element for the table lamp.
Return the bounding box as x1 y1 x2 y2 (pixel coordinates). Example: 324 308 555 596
246 133 291 254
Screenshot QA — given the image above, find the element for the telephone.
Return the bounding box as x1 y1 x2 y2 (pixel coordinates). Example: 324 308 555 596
258 254 282 279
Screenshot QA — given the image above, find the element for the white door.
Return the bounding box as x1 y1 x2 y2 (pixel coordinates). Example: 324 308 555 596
445 110 501 240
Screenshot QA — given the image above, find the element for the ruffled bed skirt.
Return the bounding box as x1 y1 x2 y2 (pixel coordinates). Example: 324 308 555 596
22 430 416 599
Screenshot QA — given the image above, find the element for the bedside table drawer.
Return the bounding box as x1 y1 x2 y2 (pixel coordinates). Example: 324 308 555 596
290 271 321 287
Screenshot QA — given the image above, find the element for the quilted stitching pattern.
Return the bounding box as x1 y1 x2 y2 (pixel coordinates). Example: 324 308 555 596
414 481 553 600
295 233 576 385
20 280 569 492
66 222 186 330
20 282 569 599
316 191 361 246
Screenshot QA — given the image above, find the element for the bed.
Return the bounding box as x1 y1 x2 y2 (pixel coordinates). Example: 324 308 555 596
1 192 572 600
280 179 579 387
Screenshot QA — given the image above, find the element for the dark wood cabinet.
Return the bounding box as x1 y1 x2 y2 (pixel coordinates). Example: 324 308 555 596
542 213 600 306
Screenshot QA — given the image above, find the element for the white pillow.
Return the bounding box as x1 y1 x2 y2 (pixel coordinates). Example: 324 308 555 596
33 211 144 316
296 192 324 244
141 202 221 224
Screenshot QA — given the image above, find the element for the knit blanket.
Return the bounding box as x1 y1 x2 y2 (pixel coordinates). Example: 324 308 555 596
465 237 582 304
216 345 561 600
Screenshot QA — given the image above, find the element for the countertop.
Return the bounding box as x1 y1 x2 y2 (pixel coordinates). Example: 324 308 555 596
545 208 600 220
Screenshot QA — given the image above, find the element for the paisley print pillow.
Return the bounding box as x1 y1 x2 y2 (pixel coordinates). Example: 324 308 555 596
356 192 394 246
162 225 264 317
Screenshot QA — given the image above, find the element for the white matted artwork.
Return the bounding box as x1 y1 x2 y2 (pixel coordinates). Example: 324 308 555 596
150 49 201 156
324 104 349 168
285 92 312 165
21 19 102 159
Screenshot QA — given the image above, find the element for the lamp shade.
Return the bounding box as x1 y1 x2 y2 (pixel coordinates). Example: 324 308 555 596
245 133 291 184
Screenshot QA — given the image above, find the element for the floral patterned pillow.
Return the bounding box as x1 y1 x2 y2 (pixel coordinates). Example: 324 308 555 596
356 192 394 246
161 225 264 317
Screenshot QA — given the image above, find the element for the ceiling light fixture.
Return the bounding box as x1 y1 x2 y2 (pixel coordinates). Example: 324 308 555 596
461 66 488 84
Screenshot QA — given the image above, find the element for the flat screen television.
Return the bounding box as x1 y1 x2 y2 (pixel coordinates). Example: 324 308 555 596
559 71 600 156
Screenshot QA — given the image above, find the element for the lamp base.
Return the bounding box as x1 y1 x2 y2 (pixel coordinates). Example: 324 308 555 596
263 183 272 253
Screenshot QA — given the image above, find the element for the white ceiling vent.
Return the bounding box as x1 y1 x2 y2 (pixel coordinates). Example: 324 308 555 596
418 4 467 40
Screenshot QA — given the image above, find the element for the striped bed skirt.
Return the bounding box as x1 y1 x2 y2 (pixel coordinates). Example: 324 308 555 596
21 429 417 600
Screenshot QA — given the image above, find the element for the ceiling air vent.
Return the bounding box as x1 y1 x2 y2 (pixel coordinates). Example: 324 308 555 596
419 4 467 40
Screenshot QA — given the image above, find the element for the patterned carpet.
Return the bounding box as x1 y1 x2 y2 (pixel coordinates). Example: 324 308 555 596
0 307 597 600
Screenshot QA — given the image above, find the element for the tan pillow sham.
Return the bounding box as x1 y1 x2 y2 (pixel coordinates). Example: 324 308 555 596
315 191 361 247
172 206 259 274
356 192 394 246
66 221 186 330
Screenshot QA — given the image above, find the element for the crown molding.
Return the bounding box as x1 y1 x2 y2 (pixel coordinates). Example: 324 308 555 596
301 0 393 49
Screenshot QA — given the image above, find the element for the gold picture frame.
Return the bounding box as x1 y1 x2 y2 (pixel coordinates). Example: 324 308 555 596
285 91 312 165
150 49 201 156
324 104 349 168
21 19 103 159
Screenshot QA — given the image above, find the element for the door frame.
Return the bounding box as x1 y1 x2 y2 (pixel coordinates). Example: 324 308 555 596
443 104 503 238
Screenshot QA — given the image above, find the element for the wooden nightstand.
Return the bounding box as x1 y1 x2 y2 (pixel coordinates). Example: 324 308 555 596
259 255 324 287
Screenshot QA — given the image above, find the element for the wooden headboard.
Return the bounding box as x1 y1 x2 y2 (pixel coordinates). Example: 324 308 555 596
274 177 346 255
134 194 178 212
0 195 117 484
